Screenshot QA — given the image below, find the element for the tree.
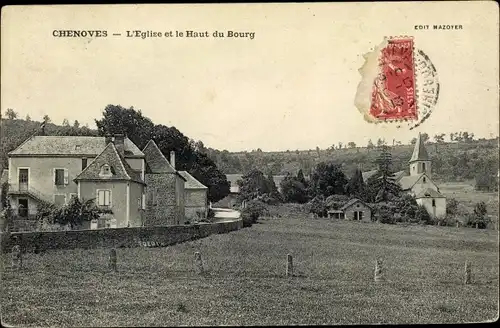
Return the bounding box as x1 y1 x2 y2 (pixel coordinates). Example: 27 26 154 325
446 198 459 217
410 137 417 145
238 169 272 201
449 133 454 142
62 118 70 126
42 115 51 123
421 133 430 143
346 168 365 199
367 139 374 151
376 138 385 147
4 108 18 120
73 120 80 128
337 142 343 150
280 174 308 203
396 194 419 222
471 201 488 229
415 205 431 224
433 133 446 152
25 115 31 122
296 169 306 185
309 162 348 197
348 141 356 149
96 105 230 202
53 197 112 229
366 146 402 202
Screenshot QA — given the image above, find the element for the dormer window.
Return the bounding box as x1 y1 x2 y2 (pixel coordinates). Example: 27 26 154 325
99 164 113 178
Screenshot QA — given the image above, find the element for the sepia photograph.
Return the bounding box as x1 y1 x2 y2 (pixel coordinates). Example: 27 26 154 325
1 2 499 326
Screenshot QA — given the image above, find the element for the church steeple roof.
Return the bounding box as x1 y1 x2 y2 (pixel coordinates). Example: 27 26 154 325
409 133 430 163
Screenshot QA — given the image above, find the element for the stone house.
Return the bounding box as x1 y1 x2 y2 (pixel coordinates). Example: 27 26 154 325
7 135 147 228
328 198 372 221
6 134 188 229
362 133 447 219
178 171 208 221
142 140 186 226
74 141 145 228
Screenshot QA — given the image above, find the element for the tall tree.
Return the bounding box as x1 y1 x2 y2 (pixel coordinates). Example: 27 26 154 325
5 108 18 120
25 114 31 122
42 115 51 123
62 118 70 126
73 120 80 128
346 168 365 199
366 145 402 202
280 173 308 203
309 162 348 197
348 141 356 149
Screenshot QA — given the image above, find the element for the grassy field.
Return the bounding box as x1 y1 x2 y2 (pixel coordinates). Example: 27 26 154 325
1 212 498 326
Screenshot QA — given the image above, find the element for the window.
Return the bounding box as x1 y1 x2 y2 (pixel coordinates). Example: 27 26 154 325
423 177 426 183
422 163 426 171
99 164 113 177
432 199 436 207
97 190 111 206
82 158 88 170
54 169 68 186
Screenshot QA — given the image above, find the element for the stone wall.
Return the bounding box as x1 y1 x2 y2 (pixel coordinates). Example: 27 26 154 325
1 219 243 253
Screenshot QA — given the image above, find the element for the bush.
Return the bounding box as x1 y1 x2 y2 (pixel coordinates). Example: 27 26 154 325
306 195 328 218
241 200 267 227
372 202 398 224
415 205 432 225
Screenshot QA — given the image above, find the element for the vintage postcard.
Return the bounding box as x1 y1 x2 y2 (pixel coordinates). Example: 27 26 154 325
1 2 498 326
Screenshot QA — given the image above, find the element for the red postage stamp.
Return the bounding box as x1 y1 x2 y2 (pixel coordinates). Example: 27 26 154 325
355 36 438 129
369 38 416 121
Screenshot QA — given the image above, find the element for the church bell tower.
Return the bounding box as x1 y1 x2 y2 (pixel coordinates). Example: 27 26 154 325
409 133 431 177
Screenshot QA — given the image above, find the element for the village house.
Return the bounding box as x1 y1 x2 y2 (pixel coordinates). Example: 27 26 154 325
5 134 191 229
362 133 447 219
328 198 372 222
178 171 208 221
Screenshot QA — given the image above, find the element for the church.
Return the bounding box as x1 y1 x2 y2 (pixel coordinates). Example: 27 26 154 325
363 133 447 218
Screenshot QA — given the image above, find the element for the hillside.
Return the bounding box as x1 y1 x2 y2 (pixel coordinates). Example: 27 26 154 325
206 138 499 184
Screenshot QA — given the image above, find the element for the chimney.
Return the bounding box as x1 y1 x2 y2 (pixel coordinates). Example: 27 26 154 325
170 151 176 169
113 134 125 157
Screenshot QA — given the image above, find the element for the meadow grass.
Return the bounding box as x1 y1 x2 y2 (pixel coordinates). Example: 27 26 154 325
1 214 498 326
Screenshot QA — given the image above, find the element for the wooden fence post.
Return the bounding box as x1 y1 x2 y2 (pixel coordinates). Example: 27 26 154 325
195 252 204 274
109 248 117 272
11 245 22 271
464 261 471 285
374 259 383 282
286 254 293 277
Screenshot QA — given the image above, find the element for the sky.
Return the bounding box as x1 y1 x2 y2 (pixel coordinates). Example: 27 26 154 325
1 3 499 152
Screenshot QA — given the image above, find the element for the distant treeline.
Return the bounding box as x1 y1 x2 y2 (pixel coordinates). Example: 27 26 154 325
202 137 499 187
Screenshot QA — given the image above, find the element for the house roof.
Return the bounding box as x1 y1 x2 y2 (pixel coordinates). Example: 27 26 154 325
362 169 378 182
398 174 424 190
8 136 144 157
409 133 430 163
340 198 371 210
0 169 8 184
143 140 176 174
142 140 186 181
179 171 208 189
362 170 405 182
74 142 144 184
415 188 446 198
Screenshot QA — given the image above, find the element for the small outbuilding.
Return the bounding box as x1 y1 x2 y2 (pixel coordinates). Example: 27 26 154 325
328 198 372 222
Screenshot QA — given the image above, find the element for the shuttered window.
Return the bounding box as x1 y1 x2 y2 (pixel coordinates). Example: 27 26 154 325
97 190 111 206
